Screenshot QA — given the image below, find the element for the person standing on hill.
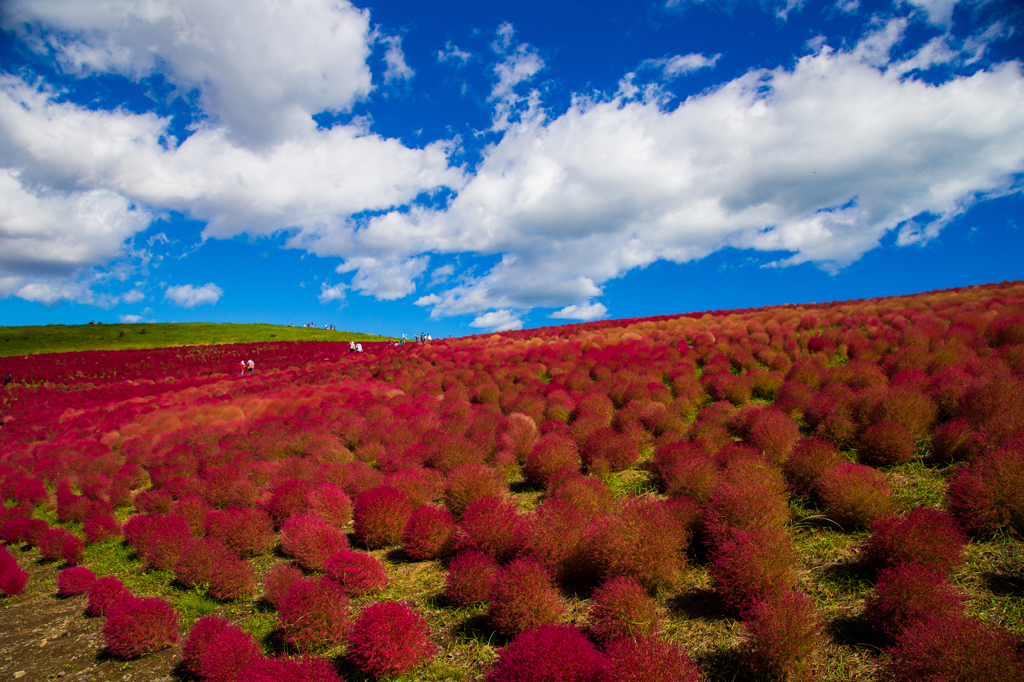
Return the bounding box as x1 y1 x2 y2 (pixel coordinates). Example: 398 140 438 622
247 359 255 375
356 343 363 353
239 360 246 376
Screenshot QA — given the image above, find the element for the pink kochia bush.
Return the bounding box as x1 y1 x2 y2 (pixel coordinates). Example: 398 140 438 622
588 576 661 642
347 601 436 678
83 514 121 544
744 590 823 677
353 486 413 549
281 513 349 571
457 495 525 562
323 549 389 596
602 635 703 682
945 444 1024 534
205 506 276 557
487 558 565 636
103 596 179 659
858 422 916 466
443 464 506 517
0 545 29 596
486 624 606 682
86 577 130 617
278 576 350 653
782 438 844 497
443 551 499 607
199 624 262 682
864 564 964 640
402 505 456 560
860 507 967 576
747 407 800 465
56 566 97 597
181 615 231 678
263 562 304 608
815 464 895 529
709 526 796 615
523 432 580 488
242 656 343 682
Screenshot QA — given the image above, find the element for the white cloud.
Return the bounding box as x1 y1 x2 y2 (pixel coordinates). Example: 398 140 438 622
429 264 455 285
318 282 347 304
415 293 442 306
381 35 415 82
360 23 1024 320
2 0 375 148
660 53 721 77
470 309 523 332
490 24 545 131
550 301 608 321
335 255 429 300
119 314 143 323
901 0 959 28
437 41 472 65
122 289 145 304
164 282 223 308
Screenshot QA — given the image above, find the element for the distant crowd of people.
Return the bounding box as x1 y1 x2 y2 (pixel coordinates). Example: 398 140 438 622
300 322 338 330
349 341 363 353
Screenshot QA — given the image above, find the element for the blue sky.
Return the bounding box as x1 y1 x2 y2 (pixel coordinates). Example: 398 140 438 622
0 0 1022 337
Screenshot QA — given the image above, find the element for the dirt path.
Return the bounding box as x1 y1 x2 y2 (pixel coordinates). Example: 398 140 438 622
0 549 177 682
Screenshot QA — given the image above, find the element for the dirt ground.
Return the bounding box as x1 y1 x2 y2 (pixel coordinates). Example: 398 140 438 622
0 548 177 682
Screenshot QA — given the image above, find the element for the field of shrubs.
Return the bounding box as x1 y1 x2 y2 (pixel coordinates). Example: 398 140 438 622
1 281 1023 681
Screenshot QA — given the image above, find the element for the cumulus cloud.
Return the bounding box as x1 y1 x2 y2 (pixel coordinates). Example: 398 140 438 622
437 41 472 65
119 314 143 323
381 35 415 82
660 52 722 77
470 309 524 332
902 0 959 27
362 22 1024 321
319 282 347 304
1 0 375 147
164 282 223 308
489 24 546 131
550 301 608 321
122 290 145 304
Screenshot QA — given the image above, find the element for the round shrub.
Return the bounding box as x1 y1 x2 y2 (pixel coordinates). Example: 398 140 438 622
601 634 702 682
266 478 314 527
199 623 261 682
747 407 800 465
324 549 389 596
816 464 895 529
135 514 192 571
586 497 688 593
174 537 225 589
207 552 256 602
86 576 129 617
205 506 276 557
39 527 72 562
523 432 580 488
83 514 121 544
885 611 1024 681
745 590 823 678
56 566 96 597
519 500 589 582
443 551 500 607
278 576 350 653
486 624 605 682
864 564 964 639
0 564 29 596
581 428 640 474
181 615 230 678
859 422 916 466
709 525 796 615
348 601 436 678
488 558 565 636
547 473 614 520
588 576 660 643
242 656 343 682
264 562 304 609
872 386 937 441
307 483 353 527
457 495 525 562
403 505 456 560
705 461 789 536
861 507 967 576
946 445 1024 535
61 533 85 566
660 451 718 503
281 513 350 571
384 468 444 508
929 418 977 463
782 437 845 497
496 413 540 464
443 464 507 517
103 596 179 659
354 486 413 549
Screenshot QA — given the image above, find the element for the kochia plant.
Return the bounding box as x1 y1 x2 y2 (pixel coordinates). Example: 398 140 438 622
353 486 413 549
347 601 436 678
277 576 350 653
402 504 456 560
860 507 967 576
280 513 349 571
588 576 661 642
102 596 179 659
323 549 389 596
443 551 499 607
602 635 703 682
487 558 565 636
485 624 606 682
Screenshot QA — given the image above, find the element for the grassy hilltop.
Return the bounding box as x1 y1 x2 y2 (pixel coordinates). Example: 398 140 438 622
0 322 394 357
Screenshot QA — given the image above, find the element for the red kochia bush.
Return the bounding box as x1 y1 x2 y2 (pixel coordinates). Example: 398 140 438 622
547 472 614 519
443 551 500 607
587 497 688 593
744 590 823 678
354 486 413 549
858 422 916 466
581 428 639 474
457 495 525 561
103 596 179 659
601 635 702 682
588 576 661 642
488 558 565 636
306 483 353 527
816 464 895 529
281 513 350 571
885 611 1024 681
278 577 350 653
242 656 343 682
705 461 789 536
443 464 506 516
56 566 96 597
61 534 85 566
181 615 230 677
709 526 796 615
402 505 456 560
486 624 605 682
347 601 436 678
83 514 121 544
496 413 540 463
205 506 276 557
523 432 580 488
86 577 130 617
39 527 73 562
861 508 967 575
782 438 844 497
266 478 314 527
747 407 800 465
0 547 28 596
198 623 261 682
519 500 589 582
323 549 389 596
946 445 1024 534
263 562 304 608
864 564 964 639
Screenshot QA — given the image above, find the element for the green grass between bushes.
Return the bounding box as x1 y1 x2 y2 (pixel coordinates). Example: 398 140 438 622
0 322 396 357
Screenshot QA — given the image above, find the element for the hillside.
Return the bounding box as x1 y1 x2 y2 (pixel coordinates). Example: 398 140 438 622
0 322 394 358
